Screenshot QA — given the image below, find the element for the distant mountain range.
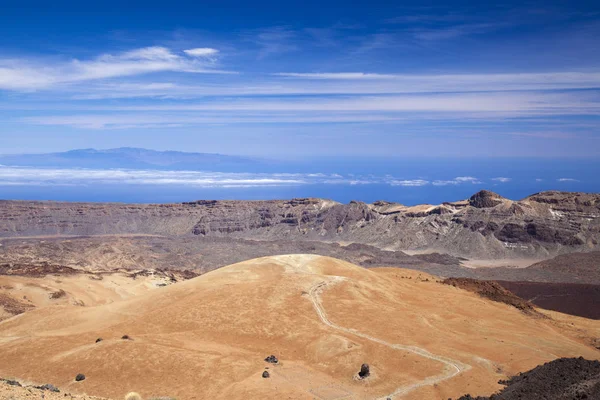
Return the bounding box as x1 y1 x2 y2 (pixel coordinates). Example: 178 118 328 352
0 148 265 171
1 190 599 263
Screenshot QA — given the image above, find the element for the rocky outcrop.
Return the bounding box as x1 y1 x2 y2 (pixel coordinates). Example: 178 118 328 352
494 222 584 246
468 190 505 208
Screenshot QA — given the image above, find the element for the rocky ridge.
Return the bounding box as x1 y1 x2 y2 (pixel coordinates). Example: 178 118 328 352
1 191 598 259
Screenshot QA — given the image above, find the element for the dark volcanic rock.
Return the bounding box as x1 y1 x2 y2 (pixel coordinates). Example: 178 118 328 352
75 373 86 382
443 278 541 316
0 262 80 277
481 222 499 236
414 253 464 265
35 383 59 392
469 190 504 208
262 371 270 378
497 280 600 320
526 223 583 245
2 379 21 387
264 355 278 364
95 338 102 343
495 223 530 243
358 363 370 379
454 357 600 400
495 222 583 246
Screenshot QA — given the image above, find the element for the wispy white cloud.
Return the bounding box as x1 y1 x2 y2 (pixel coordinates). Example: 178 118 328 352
409 22 503 41
183 48 219 57
505 131 580 139
0 166 500 190
389 176 484 187
274 72 399 79
385 13 467 24
557 178 580 182
0 166 415 188
249 26 298 58
17 89 600 129
454 176 480 183
273 71 600 90
21 113 404 129
0 46 228 91
432 176 481 186
0 166 330 188
431 180 456 186
41 91 600 112
47 71 600 102
492 177 511 182
390 179 429 187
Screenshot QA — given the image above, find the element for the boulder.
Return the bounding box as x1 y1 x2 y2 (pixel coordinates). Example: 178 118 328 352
358 363 370 379
36 384 59 392
264 355 278 364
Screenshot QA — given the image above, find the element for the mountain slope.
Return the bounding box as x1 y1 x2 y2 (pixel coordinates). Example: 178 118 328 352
0 255 598 400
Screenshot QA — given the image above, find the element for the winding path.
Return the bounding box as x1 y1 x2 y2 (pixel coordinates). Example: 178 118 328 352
308 278 471 399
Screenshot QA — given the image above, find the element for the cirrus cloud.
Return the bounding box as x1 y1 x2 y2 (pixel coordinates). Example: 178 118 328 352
0 46 227 91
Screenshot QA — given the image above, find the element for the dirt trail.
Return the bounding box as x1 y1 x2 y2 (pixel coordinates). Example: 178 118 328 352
309 278 471 399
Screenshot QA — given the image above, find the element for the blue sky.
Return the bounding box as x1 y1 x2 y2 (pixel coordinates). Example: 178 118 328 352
1 0 599 158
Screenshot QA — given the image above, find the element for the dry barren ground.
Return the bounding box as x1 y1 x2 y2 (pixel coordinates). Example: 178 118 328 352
0 255 599 400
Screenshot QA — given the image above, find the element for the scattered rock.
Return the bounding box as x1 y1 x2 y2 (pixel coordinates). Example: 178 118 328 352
264 355 278 364
75 374 86 382
121 334 131 340
2 379 21 387
262 371 270 378
358 363 370 379
95 338 102 343
49 289 67 299
35 383 59 392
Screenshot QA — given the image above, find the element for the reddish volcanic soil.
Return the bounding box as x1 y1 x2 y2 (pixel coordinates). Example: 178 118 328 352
497 281 600 320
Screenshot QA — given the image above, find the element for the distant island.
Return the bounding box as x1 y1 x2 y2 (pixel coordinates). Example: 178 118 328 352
0 147 264 171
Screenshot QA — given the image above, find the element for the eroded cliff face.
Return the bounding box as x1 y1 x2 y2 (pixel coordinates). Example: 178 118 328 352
1 191 599 259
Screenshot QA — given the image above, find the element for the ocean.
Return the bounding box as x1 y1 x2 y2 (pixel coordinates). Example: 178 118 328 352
0 157 598 205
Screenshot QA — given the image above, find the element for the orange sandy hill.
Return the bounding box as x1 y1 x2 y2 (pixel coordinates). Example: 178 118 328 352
0 255 599 400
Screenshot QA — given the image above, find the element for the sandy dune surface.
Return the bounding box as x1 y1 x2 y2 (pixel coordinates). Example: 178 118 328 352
0 269 193 322
0 255 598 400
